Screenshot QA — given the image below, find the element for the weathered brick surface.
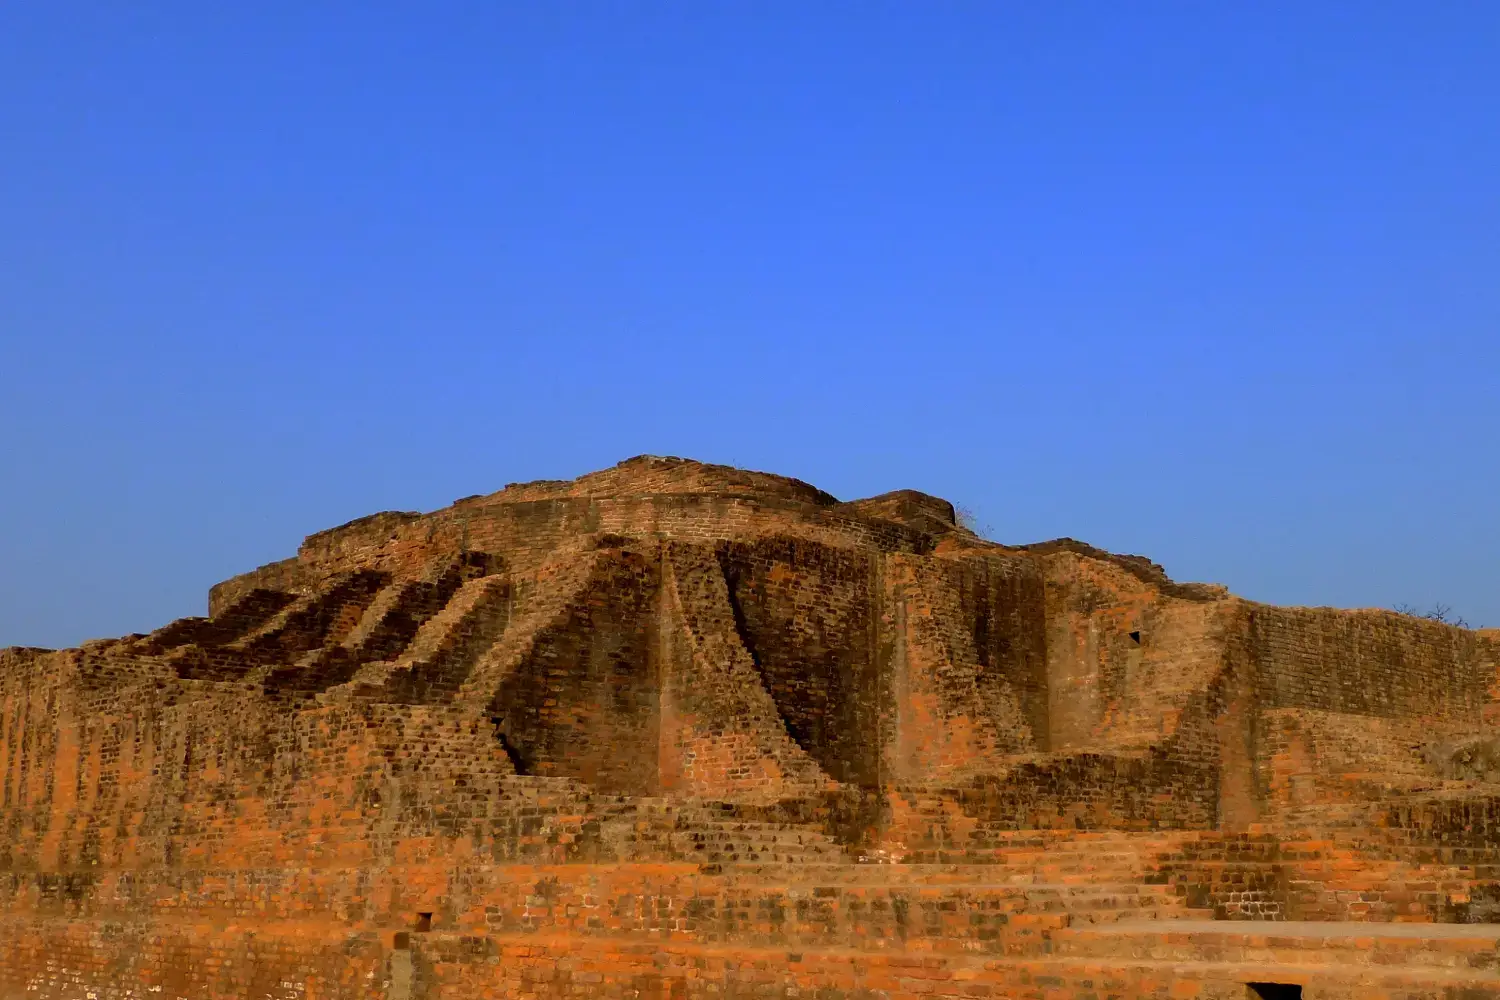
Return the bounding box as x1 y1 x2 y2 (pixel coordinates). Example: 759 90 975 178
4 455 1499 999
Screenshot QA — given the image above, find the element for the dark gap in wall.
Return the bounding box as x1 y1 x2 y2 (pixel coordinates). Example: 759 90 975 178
720 557 813 757
714 540 878 786
970 573 992 669
493 727 530 775
1246 984 1301 1000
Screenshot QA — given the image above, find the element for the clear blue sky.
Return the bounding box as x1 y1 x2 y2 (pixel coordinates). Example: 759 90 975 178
2 4 1497 647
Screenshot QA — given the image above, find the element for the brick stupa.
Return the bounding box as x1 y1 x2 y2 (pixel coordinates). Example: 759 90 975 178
3 456 1498 999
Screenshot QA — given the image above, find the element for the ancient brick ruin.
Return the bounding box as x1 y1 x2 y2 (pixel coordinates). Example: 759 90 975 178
3 455 1499 999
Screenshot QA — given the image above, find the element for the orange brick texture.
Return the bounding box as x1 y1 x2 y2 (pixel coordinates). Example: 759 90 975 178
3 456 1499 999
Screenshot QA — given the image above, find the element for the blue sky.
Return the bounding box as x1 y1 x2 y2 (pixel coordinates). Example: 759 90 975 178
2 4 1497 647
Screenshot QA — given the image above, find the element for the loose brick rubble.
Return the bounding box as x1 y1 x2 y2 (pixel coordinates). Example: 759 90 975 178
3 455 1498 999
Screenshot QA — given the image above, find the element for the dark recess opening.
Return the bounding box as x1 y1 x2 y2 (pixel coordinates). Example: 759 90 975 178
1128 630 1141 644
719 565 809 759
492 724 531 775
415 912 432 932
1246 984 1301 1000
718 553 860 782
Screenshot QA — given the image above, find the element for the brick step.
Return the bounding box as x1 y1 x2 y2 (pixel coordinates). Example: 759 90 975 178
902 866 1152 884
593 798 731 816
1273 823 1500 867
633 819 838 832
678 845 846 863
941 828 1190 840
601 817 849 864
1286 877 1500 923
348 574 511 699
713 863 1164 887
1289 864 1500 888
894 838 1161 854
669 840 844 857
1020 882 1180 902
670 826 844 843
466 878 1212 954
441 927 1500 998
1165 852 1500 879
1052 919 1500 971
1069 905 1217 925
1335 845 1500 868
678 849 844 864
687 878 1192 908
708 870 1184 898
944 847 1148 861
890 825 1199 844
924 830 1191 844
675 845 852 863
897 850 1152 872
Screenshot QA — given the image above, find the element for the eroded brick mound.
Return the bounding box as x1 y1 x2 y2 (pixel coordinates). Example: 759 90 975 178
3 454 1498 1000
